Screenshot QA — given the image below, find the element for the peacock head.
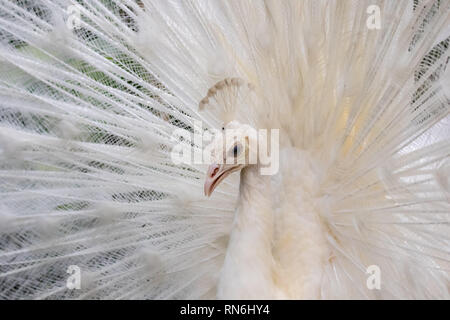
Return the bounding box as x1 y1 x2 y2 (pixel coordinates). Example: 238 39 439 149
204 120 258 197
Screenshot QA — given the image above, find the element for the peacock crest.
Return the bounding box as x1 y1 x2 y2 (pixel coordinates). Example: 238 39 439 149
199 77 258 126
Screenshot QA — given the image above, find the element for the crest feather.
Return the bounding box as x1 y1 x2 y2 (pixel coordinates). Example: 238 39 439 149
199 78 256 124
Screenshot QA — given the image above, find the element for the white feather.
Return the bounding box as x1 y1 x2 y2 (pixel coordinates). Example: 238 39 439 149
0 0 448 299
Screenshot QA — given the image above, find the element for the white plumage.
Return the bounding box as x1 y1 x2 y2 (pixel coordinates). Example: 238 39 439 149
0 0 449 299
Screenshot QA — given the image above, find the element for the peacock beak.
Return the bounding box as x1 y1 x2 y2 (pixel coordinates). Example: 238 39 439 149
204 164 231 197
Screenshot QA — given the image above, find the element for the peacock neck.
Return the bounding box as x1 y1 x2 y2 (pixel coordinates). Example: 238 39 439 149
217 164 277 299
234 165 273 244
